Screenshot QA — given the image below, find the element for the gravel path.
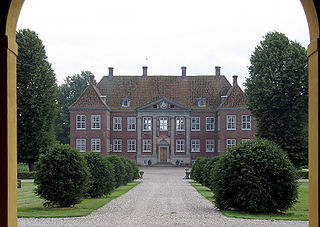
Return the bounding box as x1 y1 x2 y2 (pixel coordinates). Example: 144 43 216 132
18 167 308 227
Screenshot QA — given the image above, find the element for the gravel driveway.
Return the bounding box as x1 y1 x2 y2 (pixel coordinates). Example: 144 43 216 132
18 167 308 227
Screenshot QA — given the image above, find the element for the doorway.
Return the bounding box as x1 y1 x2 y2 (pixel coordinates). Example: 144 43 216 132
159 147 168 162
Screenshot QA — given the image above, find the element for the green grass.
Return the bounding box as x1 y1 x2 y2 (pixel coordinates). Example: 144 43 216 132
18 181 141 218
190 181 308 221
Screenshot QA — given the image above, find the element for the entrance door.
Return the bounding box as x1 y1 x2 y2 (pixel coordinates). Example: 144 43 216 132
160 147 168 162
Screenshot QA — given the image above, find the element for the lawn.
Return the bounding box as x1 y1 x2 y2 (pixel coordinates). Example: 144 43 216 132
18 181 140 218
190 181 308 221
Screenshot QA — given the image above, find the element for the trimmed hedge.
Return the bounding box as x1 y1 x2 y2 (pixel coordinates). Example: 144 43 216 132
127 159 139 180
121 157 134 185
201 156 221 188
190 157 210 184
296 169 308 179
84 152 115 198
34 144 90 207
18 171 36 179
105 155 126 187
210 139 298 213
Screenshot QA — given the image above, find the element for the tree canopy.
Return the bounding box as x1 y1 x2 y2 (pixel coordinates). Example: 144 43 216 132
55 71 95 144
17 29 57 170
245 31 308 168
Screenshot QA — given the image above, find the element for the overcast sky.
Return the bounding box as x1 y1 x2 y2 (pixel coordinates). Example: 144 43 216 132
17 0 310 89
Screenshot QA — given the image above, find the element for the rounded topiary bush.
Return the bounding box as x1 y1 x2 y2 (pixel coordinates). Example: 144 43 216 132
127 159 139 180
106 155 126 187
190 157 209 184
34 144 89 207
201 156 221 188
121 157 134 185
84 152 115 198
210 138 298 213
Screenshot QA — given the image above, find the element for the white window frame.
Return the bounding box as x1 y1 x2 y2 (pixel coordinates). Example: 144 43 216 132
143 139 152 152
113 117 122 131
191 117 200 131
113 139 122 152
76 115 86 130
176 117 185 131
143 117 152 131
122 98 130 107
226 139 236 151
127 139 136 152
206 139 215 152
176 140 185 152
91 139 101 152
159 117 168 131
227 115 236 130
206 117 215 131
191 139 200 152
242 115 251 130
127 117 136 131
242 139 250 143
91 115 101 129
197 98 206 107
76 139 86 152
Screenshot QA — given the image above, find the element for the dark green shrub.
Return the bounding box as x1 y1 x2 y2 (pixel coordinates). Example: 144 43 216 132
17 171 36 179
296 169 308 179
190 157 209 184
210 138 298 213
106 155 126 187
84 152 115 198
127 158 139 180
121 157 134 185
34 144 89 207
201 156 221 187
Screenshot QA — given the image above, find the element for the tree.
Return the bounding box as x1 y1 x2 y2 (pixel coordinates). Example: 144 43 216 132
17 29 57 171
245 31 308 168
55 71 95 144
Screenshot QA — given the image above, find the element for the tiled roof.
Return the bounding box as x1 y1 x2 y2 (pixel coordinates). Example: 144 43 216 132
96 75 232 110
219 84 247 108
69 84 108 109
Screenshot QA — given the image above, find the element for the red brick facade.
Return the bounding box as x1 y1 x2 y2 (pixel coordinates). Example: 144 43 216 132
69 67 257 165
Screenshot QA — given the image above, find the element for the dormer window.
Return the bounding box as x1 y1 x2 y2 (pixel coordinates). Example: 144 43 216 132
122 98 130 107
197 98 206 107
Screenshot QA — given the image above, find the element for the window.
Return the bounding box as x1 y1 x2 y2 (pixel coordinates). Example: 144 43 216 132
226 139 236 151
191 117 200 131
76 139 86 152
206 139 214 152
76 115 86 129
176 117 185 131
197 98 206 107
191 140 200 152
122 98 130 107
127 140 136 152
176 140 185 152
127 117 136 131
227 115 236 130
113 117 122 131
143 117 152 131
159 117 168 131
91 115 101 129
206 117 215 131
91 139 101 152
242 115 251 130
113 139 122 152
242 139 250 143
143 140 152 152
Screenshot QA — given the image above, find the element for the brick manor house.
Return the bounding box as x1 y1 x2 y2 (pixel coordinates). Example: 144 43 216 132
69 66 256 165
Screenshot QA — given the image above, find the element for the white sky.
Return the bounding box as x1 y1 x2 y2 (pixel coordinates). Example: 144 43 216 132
17 0 310 89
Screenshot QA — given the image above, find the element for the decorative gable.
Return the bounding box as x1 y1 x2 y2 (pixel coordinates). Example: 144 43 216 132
136 97 191 111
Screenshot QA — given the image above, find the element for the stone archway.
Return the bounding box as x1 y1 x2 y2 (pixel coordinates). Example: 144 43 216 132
0 1 319 226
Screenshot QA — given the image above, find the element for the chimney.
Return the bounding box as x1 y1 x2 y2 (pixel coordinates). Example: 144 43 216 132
215 66 221 76
89 74 94 84
100 95 106 103
233 75 238 86
142 66 148 80
181 66 187 80
108 67 114 78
